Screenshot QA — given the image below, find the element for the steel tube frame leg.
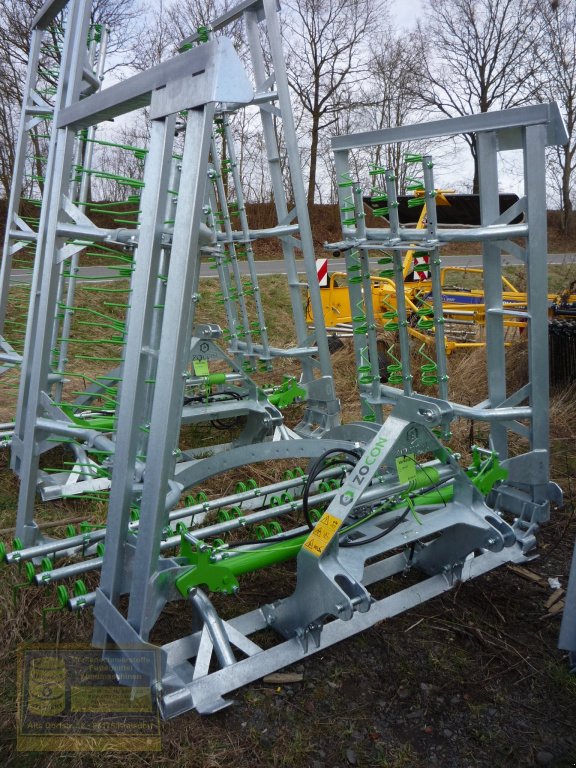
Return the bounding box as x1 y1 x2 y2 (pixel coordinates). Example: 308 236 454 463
123 104 216 640
93 114 177 645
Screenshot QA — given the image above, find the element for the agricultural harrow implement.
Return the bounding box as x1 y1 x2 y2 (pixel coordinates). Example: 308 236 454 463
1 0 573 717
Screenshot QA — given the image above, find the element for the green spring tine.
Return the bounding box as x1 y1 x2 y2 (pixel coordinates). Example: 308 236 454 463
218 509 232 523
268 521 283 535
76 355 124 362
74 580 88 597
255 525 269 541
362 404 377 422
42 586 70 632
270 495 281 507
212 538 226 549
0 542 6 562
417 313 434 330
338 173 355 188
176 522 188 535
40 557 53 572
359 347 376 384
378 255 394 277
309 509 323 523
368 164 387 177
419 343 438 385
72 579 88 607
235 481 247 494
13 563 36 606
246 479 258 491
387 344 404 386
370 186 387 201
10 538 24 565
352 298 369 329
80 521 105 533
341 194 355 212
283 469 294 481
280 492 293 504
383 312 399 331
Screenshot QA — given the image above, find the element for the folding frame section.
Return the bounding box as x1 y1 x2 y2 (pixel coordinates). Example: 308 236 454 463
7 0 341 551
328 104 567 539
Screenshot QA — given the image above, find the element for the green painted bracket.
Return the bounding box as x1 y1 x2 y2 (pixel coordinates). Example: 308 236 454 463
469 449 508 495
268 377 306 408
176 534 305 597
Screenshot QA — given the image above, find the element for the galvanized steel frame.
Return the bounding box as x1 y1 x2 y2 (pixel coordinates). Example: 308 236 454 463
330 104 567 538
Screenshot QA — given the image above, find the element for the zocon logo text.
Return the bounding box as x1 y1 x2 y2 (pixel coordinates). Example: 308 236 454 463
351 437 387 487
338 437 388 506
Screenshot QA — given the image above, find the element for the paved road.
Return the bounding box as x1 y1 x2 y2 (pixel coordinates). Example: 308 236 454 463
9 253 576 284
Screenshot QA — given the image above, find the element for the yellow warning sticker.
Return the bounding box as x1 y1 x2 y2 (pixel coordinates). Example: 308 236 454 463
303 512 342 557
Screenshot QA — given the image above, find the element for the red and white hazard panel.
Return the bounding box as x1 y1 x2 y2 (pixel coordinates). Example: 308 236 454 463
413 253 430 281
316 258 328 286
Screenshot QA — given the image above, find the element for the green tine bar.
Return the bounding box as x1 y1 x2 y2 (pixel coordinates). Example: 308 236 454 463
420 155 449 405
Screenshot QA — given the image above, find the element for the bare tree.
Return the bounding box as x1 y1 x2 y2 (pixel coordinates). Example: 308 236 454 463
281 0 386 204
131 1 175 71
164 0 244 47
413 0 541 191
0 0 140 198
358 31 426 193
534 0 576 231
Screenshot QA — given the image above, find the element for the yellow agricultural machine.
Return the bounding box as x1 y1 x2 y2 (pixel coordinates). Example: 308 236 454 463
307 265 532 353
307 191 576 362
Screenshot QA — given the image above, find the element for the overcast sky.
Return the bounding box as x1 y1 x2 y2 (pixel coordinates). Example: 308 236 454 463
390 0 424 28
